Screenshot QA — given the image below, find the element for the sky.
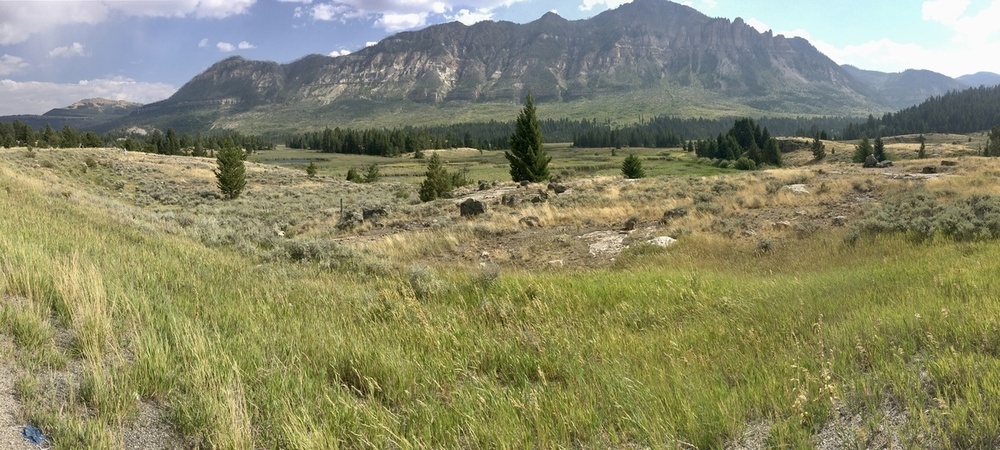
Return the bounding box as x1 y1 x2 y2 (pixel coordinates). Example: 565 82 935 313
1 0 999 115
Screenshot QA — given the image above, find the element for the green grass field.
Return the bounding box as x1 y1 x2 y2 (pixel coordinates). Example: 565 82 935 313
1 139 999 448
256 144 735 185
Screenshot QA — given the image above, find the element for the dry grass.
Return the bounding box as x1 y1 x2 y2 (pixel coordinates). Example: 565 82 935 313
2 136 1000 447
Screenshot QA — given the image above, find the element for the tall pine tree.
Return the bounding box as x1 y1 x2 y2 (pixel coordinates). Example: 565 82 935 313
505 93 550 182
215 138 246 199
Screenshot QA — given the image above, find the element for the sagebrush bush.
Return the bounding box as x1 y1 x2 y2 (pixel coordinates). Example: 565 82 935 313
849 191 1000 242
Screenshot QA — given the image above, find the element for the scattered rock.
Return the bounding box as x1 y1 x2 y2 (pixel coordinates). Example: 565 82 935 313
832 216 848 227
941 160 958 166
519 180 531 187
501 193 519 207
876 160 893 168
623 217 639 231
646 236 677 247
459 198 488 217
519 216 541 228
784 184 810 195
863 154 878 168
922 166 937 174
478 180 490 191
362 206 389 221
528 191 549 203
772 221 792 230
547 183 568 194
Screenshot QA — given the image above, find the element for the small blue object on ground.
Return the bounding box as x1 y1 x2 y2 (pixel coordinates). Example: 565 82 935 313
22 424 47 445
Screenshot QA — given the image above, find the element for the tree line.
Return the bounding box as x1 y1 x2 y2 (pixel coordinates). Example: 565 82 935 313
842 84 1000 139
0 120 273 155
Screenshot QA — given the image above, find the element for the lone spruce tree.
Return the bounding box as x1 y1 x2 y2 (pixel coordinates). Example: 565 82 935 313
215 138 246 199
506 93 550 182
621 154 645 179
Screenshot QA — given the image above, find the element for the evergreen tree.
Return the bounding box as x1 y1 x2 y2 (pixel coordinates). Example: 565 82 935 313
811 134 826 160
505 93 550 182
621 154 645 179
364 163 381 183
346 167 363 183
762 139 782 167
987 125 1000 157
419 153 452 201
917 134 927 159
853 136 874 163
873 136 887 161
215 139 246 199
306 161 317 177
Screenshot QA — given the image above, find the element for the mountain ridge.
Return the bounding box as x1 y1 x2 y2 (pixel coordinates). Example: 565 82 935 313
11 0 996 134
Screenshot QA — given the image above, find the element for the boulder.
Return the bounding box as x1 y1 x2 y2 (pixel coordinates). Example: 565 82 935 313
832 216 848 227
863 155 878 168
529 191 549 203
548 183 569 194
337 211 363 230
362 206 389 221
647 236 677 247
922 166 937 174
784 184 810 195
501 193 520 207
623 217 639 231
478 180 490 191
459 198 488 217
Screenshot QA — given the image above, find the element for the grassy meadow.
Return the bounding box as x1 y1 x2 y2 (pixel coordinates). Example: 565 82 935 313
2 138 1000 448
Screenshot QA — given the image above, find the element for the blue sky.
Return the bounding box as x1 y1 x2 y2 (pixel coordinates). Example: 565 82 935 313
1 0 999 115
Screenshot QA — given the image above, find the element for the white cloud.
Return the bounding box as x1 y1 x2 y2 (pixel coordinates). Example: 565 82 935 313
198 38 209 48
49 42 89 58
0 77 177 116
305 0 530 31
0 55 29 76
365 41 378 47
238 41 256 49
448 8 494 25
580 0 632 11
0 1 255 45
217 42 236 52
375 13 429 31
922 0 1000 45
329 49 351 56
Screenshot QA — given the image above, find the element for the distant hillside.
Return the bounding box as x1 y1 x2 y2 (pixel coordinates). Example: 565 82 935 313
957 72 1000 87
842 84 1000 139
107 0 902 134
0 98 142 130
840 65 967 109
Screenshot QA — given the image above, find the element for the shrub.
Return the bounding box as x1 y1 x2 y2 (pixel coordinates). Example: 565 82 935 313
733 156 757 171
306 162 317 177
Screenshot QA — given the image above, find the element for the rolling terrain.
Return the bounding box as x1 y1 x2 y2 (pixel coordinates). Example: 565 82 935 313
3 133 1000 446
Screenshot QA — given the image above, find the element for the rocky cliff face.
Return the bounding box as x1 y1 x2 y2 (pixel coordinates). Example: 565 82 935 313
124 0 951 131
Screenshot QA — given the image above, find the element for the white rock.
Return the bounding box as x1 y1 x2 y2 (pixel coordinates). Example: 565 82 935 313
647 236 677 247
